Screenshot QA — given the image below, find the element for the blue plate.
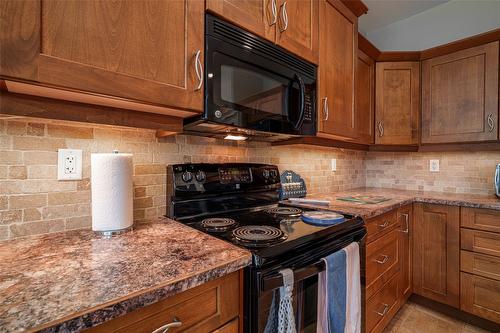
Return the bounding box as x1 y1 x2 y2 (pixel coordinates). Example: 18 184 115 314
301 211 345 226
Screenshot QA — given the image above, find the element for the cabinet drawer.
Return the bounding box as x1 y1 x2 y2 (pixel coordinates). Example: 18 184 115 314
366 229 400 298
461 208 500 233
211 318 238 333
461 229 500 258
461 272 500 324
87 271 240 333
366 273 399 333
366 210 399 242
461 250 500 281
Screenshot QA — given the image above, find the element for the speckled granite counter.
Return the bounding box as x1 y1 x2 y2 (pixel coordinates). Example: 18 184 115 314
0 218 252 333
285 188 500 219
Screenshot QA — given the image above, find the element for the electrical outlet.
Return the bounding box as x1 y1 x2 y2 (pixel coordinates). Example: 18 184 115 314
331 158 337 171
58 149 82 180
430 159 440 172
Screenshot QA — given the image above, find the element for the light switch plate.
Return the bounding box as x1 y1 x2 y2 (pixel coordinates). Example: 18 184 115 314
430 159 440 172
58 149 83 180
331 158 337 171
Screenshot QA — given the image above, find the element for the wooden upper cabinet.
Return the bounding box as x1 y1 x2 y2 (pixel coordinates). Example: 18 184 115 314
206 0 275 42
375 62 420 145
0 0 204 113
275 0 319 64
318 0 357 139
207 0 318 64
413 203 460 308
422 42 499 144
355 49 375 144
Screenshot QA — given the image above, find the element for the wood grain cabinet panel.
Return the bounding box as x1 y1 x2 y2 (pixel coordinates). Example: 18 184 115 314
1 0 204 113
461 229 500 258
275 0 319 64
318 0 357 140
87 271 240 333
461 207 500 233
461 272 500 324
206 0 275 42
375 62 420 145
398 205 412 303
413 203 460 307
366 229 400 298
422 42 499 143
365 273 400 333
365 209 398 243
461 250 500 282
355 49 375 144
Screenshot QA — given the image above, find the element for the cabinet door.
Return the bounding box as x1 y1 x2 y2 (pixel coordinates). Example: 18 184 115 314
275 0 319 64
461 273 500 324
1 0 204 112
206 0 275 42
318 0 357 139
422 42 499 143
413 203 460 308
398 205 412 303
375 62 420 145
355 50 375 144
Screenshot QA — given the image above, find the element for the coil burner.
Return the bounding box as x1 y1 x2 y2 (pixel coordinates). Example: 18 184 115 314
200 218 237 233
232 225 287 247
265 207 303 217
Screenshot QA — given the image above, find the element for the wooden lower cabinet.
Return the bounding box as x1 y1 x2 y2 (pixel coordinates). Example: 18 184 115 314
364 205 412 333
87 271 241 333
412 203 460 308
461 273 500 323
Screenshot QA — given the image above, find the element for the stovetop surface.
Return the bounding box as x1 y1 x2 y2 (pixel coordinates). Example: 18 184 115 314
177 204 364 266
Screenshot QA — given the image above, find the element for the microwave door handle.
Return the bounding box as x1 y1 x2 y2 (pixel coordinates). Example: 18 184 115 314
293 73 306 130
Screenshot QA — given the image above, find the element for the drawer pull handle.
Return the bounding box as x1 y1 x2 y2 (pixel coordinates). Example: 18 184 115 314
378 220 389 228
151 317 182 333
375 303 389 317
373 255 389 264
399 213 409 234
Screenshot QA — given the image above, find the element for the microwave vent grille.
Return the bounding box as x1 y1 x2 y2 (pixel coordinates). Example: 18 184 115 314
210 17 316 78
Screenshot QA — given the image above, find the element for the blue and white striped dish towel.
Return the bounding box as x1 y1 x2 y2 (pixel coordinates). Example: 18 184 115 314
317 242 361 333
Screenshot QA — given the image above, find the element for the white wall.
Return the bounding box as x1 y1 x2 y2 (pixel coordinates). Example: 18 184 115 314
365 0 500 51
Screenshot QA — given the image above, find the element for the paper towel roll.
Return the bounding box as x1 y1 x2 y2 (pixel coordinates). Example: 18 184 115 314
91 153 133 232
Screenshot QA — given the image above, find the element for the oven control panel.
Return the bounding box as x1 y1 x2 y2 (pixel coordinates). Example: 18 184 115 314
219 167 252 184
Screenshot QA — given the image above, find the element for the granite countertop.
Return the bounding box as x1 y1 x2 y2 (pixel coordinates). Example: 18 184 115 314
287 187 500 219
0 218 252 333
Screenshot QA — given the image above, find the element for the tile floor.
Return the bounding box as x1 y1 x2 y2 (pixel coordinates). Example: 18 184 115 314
384 302 493 333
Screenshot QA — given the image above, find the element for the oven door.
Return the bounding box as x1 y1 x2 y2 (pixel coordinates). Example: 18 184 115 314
245 228 366 333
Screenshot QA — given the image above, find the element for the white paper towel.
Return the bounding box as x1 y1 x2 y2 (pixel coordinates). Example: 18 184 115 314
91 153 133 232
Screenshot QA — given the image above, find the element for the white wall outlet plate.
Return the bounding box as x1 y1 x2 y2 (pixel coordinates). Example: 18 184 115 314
58 149 83 180
331 158 337 171
430 159 440 172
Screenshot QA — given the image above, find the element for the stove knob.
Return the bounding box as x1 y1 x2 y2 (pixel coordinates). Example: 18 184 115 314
195 170 206 182
262 169 270 179
181 171 193 182
269 170 278 178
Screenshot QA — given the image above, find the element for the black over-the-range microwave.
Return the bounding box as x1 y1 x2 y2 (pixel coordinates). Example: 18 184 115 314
183 14 317 141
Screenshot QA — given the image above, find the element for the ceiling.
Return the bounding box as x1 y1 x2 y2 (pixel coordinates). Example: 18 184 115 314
359 0 450 35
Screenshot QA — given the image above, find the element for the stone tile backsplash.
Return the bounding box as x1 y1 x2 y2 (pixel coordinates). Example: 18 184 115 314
1 116 498 240
0 117 365 240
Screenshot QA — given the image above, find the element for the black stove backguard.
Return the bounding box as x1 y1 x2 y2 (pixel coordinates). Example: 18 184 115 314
167 163 281 220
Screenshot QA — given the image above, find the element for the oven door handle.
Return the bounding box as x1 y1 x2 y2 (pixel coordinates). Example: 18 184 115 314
292 73 306 130
262 260 325 292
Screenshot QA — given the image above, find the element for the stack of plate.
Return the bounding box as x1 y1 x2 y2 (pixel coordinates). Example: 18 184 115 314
301 211 345 226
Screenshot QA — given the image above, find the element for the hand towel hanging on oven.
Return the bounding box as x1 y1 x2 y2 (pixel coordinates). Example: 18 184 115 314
317 242 361 333
263 268 297 333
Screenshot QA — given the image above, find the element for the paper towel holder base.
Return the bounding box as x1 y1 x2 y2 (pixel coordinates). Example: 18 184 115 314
94 225 133 238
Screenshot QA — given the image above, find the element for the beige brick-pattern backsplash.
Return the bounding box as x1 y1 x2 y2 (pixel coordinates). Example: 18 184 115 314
366 151 500 195
0 117 366 240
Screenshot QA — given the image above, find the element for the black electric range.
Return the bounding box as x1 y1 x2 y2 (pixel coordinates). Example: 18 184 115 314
167 163 366 332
